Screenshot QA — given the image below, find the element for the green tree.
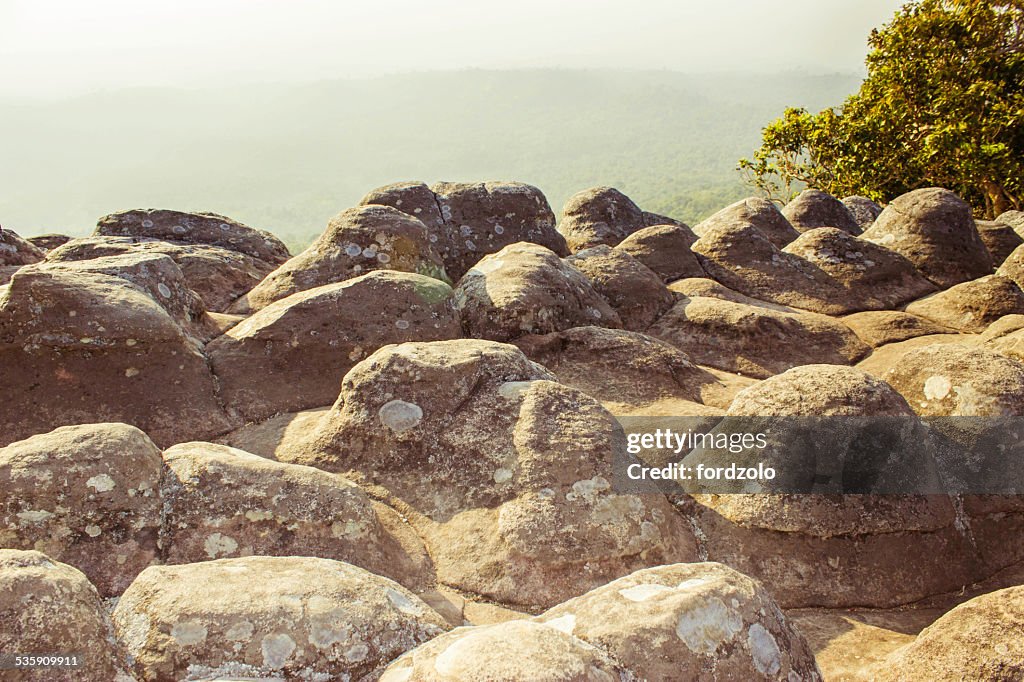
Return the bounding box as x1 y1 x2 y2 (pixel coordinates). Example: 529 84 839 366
739 0 1024 217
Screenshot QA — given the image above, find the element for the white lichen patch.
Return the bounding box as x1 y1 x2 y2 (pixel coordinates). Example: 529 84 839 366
543 614 577 635
675 597 744 654
204 532 239 558
566 476 610 503
86 474 116 493
226 621 255 642
923 375 952 401
497 380 537 400
492 468 513 484
261 633 297 669
747 623 782 675
378 400 423 434
386 587 420 615
16 510 54 524
618 583 674 602
171 620 208 646
85 524 102 537
344 642 369 663
676 578 712 591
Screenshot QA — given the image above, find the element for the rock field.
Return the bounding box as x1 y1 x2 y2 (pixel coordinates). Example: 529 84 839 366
1 184 1023 680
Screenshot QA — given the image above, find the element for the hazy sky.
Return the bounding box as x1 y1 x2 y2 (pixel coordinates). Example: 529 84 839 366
1 0 908 97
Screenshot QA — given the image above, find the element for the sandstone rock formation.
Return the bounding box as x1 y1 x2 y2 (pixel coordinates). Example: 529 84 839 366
453 242 621 341
558 186 650 251
565 245 675 330
861 188 993 287
0 228 45 266
975 219 1023 265
997 209 1024 236
842 310 954 347
842 195 884 228
783 189 861 234
995 241 1024 291
614 223 705 282
230 204 449 313
693 197 800 249
26 233 71 251
112 556 448 681
0 549 134 681
667 277 798 312
904 275 1024 333
208 271 460 420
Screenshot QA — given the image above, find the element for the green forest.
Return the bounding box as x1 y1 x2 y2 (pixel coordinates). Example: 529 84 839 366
1 69 860 253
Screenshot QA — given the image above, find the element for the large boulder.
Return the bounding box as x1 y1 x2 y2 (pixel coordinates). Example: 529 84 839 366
0 424 162 597
230 205 449 313
904 275 1024 333
976 219 1023 265
783 227 937 309
0 550 134 681
95 208 289 265
876 586 1024 682
0 268 235 447
361 180 567 279
536 563 822 681
284 340 698 609
208 271 461 421
694 197 800 249
112 556 448 681
861 188 993 288
614 223 705 282
782 189 861 234
667 277 798 312
842 195 884 228
995 242 1024 291
996 209 1024 236
26 233 71 251
453 242 621 342
565 245 675 330
842 310 954 347
47 236 277 312
0 228 45 266
558 186 648 252
379 620 629 681
647 295 869 378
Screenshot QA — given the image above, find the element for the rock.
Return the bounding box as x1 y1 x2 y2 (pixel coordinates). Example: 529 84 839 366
26 233 71 251
648 295 869 378
380 619 630 681
694 197 800 249
996 209 1024 236
512 326 719 408
643 211 686 228
0 424 162 597
842 310 954 347
536 563 822 681
361 181 567 279
882 343 1024 415
208 271 461 421
995 242 1024 292
0 268 236 448
905 276 1024 333
47 236 277 312
861 188 993 288
782 189 862 234
95 209 289 265
284 339 697 609
229 205 449 313
112 556 448 681
614 223 705 282
842 195 884 228
0 550 134 681
975 219 1023 265
667 277 798 312
565 245 675 330
453 242 621 341
558 186 648 252
159 442 431 587
876 586 1024 682
978 314 1024 343
783 227 937 309
0 228 45 266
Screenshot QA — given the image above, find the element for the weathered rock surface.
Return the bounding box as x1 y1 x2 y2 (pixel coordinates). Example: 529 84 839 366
648 295 869 378
667 277 798 312
454 242 621 341
842 195 884 228
565 245 675 330
0 268 235 447
876 586 1024 682
995 241 1024 292
975 219 1023 265
26 233 71 251
861 188 993 288
904 275 1024 333
614 223 705 282
537 563 822 681
558 186 649 252
230 205 449 313
783 189 861 234
842 310 954 347
208 271 460 421
0 549 134 681
996 209 1024 236
0 424 162 597
694 197 800 249
95 209 289 265
285 339 697 609
112 556 448 681
0 228 45 266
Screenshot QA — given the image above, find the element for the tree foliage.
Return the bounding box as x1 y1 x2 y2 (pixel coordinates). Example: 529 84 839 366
739 0 1024 217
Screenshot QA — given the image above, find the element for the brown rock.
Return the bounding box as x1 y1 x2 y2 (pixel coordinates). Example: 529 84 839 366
667 277 798 312
537 563 823 681
0 550 134 681
230 205 449 313
842 310 955 347
782 189 861 234
694 197 800 249
558 186 647 252
905 275 1024 333
861 188 993 288
978 314 1024 343
976 219 1023 265
615 223 705 282
648 295 869 378
0 424 162 596
112 556 449 681
453 242 621 342
996 209 1024 236
208 271 460 421
643 210 687 228
95 208 289 264
842 195 884 228
0 228 45 266
995 242 1024 291
565 245 674 330
26 233 71 251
